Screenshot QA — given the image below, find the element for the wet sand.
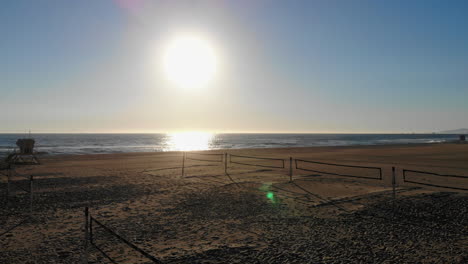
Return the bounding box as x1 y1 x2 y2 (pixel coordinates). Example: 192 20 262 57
1 143 467 263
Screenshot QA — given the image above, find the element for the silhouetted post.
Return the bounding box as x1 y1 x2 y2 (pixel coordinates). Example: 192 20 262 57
6 168 10 205
181 152 185 178
29 175 33 216
289 157 293 182
392 167 396 218
224 153 228 176
83 207 89 264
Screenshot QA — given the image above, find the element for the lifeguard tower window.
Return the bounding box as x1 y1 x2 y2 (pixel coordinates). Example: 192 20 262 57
17 139 35 154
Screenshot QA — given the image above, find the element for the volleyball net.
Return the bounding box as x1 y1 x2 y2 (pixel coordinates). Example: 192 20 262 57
295 159 382 180
85 207 162 263
402 169 468 191
185 152 223 163
229 154 285 169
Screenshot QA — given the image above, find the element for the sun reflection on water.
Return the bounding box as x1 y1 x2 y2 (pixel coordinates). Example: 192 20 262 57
165 132 214 151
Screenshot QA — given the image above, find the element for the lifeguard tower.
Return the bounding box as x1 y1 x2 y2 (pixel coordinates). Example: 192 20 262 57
8 138 40 164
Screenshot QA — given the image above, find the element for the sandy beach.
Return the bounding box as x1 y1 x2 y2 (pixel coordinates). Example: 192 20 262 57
1 143 467 263
4 1 468 263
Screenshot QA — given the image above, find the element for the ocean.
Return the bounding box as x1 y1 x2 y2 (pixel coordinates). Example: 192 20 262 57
0 133 461 156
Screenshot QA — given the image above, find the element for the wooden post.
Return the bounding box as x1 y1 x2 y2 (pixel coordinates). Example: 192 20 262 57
289 157 293 182
392 167 396 218
29 175 33 216
181 152 185 178
224 153 228 176
6 168 10 205
83 207 89 264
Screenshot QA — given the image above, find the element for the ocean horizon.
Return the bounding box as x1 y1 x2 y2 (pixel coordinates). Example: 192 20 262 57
0 133 462 155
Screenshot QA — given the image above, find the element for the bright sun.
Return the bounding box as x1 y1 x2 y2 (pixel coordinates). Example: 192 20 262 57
163 34 217 89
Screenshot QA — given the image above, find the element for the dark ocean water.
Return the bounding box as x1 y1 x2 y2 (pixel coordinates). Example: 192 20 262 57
0 133 460 155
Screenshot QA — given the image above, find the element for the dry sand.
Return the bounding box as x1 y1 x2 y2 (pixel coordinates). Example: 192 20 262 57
1 143 467 263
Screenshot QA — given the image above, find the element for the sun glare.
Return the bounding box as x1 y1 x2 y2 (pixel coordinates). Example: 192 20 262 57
166 131 214 151
162 34 217 89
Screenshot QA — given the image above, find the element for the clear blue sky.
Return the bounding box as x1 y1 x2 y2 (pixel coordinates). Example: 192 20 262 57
1 0 467 133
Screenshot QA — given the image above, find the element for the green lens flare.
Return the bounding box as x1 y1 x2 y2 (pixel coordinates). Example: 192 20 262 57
266 192 274 200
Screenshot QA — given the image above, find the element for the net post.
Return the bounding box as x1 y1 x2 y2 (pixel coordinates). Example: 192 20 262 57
83 207 89 264
29 175 33 216
289 157 293 182
224 153 228 176
181 152 185 178
6 167 10 205
392 167 396 219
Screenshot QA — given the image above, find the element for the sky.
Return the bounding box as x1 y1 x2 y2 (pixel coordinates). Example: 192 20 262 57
1 0 467 133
